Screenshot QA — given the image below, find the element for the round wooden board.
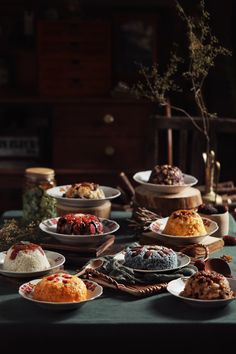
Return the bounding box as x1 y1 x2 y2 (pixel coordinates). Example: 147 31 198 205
134 185 202 217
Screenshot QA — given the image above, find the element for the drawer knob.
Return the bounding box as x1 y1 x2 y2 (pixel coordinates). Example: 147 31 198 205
103 114 114 124
104 146 115 156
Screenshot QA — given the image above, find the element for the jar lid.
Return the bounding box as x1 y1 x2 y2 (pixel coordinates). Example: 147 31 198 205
25 167 55 178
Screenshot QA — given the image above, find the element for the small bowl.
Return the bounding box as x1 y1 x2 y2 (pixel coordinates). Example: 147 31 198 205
198 211 229 238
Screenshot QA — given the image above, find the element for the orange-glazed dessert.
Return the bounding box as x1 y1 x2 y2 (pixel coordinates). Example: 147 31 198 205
163 209 207 236
33 273 87 302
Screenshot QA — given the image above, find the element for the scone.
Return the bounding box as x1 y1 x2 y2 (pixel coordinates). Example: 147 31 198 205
181 270 234 300
163 209 207 236
33 273 87 302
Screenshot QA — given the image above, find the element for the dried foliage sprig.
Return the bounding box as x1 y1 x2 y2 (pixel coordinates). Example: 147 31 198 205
132 0 231 156
128 207 161 233
0 219 39 251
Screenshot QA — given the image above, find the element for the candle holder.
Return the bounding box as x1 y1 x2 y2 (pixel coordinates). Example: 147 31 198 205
202 150 222 204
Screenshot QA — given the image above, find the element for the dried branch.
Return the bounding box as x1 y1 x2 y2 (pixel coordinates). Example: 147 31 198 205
132 0 231 156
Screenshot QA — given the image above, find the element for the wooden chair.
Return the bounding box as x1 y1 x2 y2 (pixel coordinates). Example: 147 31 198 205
147 115 236 184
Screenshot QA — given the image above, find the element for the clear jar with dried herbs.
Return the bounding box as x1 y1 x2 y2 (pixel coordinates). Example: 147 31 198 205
22 167 57 223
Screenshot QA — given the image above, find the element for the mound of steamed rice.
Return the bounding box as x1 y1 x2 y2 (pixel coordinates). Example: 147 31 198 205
3 243 50 272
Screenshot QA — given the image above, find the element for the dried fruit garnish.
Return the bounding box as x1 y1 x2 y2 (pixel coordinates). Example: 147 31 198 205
223 235 236 246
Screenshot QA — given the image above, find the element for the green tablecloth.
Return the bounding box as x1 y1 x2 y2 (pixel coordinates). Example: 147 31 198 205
1 211 236 352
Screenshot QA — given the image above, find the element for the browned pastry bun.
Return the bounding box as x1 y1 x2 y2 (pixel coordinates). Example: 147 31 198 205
33 273 87 302
149 165 184 185
163 209 207 236
181 270 234 300
64 182 105 199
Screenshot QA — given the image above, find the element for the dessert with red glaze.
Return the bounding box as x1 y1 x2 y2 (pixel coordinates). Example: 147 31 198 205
149 164 184 185
33 272 87 302
56 213 104 235
3 242 50 272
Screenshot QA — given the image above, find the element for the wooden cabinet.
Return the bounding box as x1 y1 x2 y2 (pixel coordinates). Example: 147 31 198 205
0 99 156 213
37 20 112 96
52 100 156 185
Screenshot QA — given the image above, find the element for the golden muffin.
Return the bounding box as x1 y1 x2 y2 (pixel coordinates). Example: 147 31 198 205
163 209 207 236
33 273 87 302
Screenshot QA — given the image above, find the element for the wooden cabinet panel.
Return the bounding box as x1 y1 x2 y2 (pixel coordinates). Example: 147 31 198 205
51 101 155 178
52 136 147 170
53 104 152 137
37 20 111 97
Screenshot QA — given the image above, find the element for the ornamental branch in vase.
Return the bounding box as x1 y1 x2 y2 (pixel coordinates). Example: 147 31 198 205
131 0 231 204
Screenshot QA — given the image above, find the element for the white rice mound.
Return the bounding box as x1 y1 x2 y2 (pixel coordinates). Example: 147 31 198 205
3 248 50 272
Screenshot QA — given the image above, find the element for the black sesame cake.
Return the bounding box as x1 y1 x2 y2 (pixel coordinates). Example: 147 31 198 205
149 165 184 185
124 245 178 270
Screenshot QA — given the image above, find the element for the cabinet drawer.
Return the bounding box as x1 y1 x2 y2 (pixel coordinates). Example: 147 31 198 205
39 79 110 96
37 21 111 41
53 104 153 137
52 136 147 170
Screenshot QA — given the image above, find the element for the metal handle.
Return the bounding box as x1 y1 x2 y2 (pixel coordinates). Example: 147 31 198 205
104 146 115 156
103 114 114 124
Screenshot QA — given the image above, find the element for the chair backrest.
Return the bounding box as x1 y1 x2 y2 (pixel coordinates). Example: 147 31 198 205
147 115 236 184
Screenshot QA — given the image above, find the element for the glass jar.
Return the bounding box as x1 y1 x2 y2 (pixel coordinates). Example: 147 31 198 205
22 167 57 223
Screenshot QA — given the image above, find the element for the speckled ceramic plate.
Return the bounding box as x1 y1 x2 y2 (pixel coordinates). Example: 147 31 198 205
133 170 198 194
19 279 103 310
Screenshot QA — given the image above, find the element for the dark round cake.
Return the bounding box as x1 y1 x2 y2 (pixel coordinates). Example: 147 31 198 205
56 213 104 235
124 245 178 270
148 164 184 185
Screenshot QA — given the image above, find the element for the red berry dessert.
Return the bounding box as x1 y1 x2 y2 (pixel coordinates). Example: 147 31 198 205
56 213 104 235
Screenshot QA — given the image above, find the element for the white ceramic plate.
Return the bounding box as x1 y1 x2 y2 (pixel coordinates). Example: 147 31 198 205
19 278 103 310
114 251 190 273
0 251 65 278
39 217 120 245
149 217 218 245
46 185 121 207
133 170 198 194
167 277 236 308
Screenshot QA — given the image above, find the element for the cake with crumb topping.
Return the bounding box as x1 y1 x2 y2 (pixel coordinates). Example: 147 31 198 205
181 270 234 300
124 245 178 270
148 165 184 185
163 209 207 236
63 182 105 199
33 273 87 302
